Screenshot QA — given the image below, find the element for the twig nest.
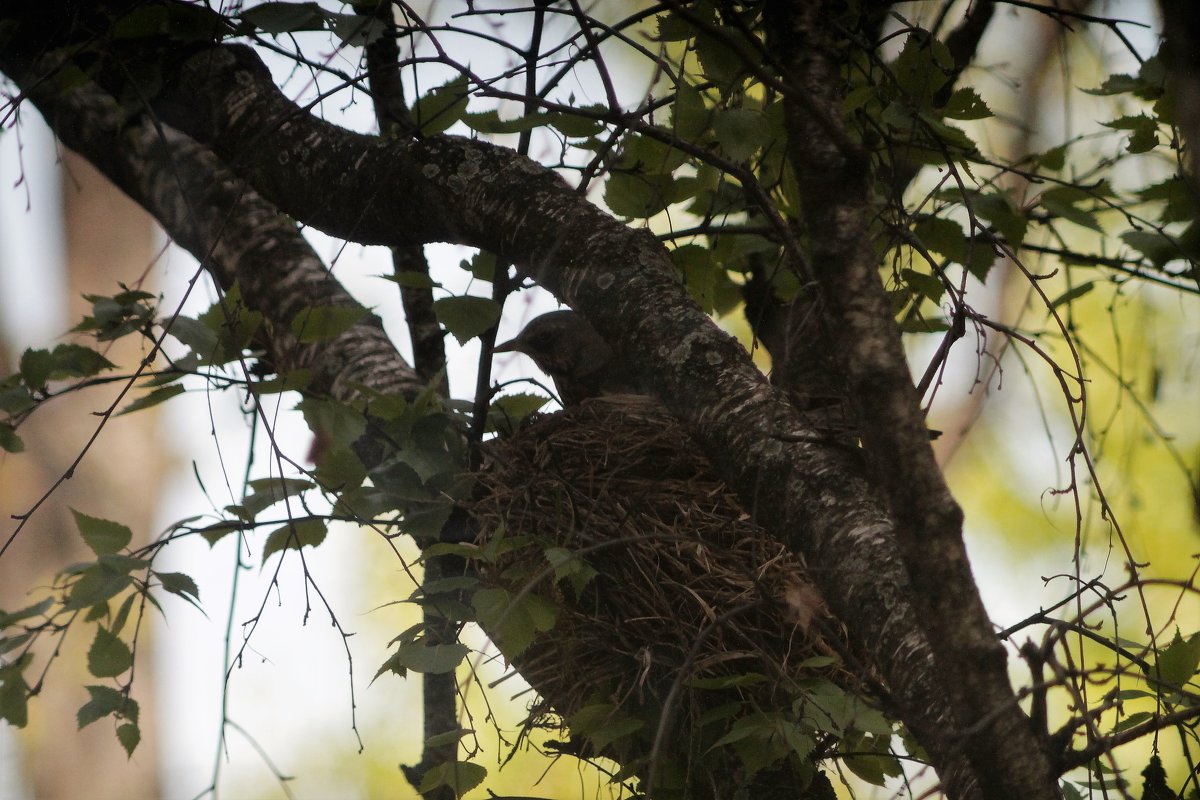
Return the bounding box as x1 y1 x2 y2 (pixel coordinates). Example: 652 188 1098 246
469 395 858 770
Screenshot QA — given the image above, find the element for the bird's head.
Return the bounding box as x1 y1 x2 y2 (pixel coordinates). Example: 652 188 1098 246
493 310 612 380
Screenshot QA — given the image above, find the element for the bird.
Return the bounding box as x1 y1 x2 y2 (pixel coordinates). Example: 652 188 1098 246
493 310 641 405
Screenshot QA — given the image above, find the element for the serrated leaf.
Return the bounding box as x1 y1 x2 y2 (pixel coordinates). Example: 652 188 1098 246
1047 281 1095 310
1039 188 1103 233
671 80 711 141
412 76 471 135
391 642 469 674
656 10 693 42
65 565 132 611
0 598 53 628
110 593 137 636
487 393 549 433
77 685 138 729
240 2 327 35
432 296 501 345
472 587 557 656
23 344 115 384
1148 629 1200 692
0 383 35 414
549 110 604 138
900 268 945 301
712 108 768 164
0 659 31 727
1121 230 1179 267
118 383 185 416
164 315 219 356
154 571 201 605
71 510 132 556
329 13 387 47
262 518 328 561
87 627 133 678
941 87 992 120
199 520 242 547
418 760 487 797
116 722 140 756
290 305 369 343
844 752 901 787
19 348 53 389
0 423 23 453
239 478 316 519
462 110 546 135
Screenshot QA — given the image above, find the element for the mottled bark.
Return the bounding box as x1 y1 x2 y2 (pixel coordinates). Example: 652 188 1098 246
764 2 1059 798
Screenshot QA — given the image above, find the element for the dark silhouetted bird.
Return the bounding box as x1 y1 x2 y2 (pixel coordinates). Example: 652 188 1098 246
494 310 640 405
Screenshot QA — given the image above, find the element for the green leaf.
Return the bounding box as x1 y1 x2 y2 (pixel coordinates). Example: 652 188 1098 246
239 478 317 520
941 88 992 120
389 641 469 675
412 76 471 135
72 287 157 342
418 760 487 797
0 657 32 727
262 518 328 561
154 571 201 604
252 369 311 394
1047 281 1096 311
670 80 711 141
65 565 133 612
118 383 185 416
296 397 367 450
1121 230 1179 267
18 348 53 389
20 344 115 388
656 10 694 42
712 108 768 163
1103 114 1159 154
0 382 35 414
0 598 53 628
912 215 967 261
459 251 495 282
116 722 140 756
164 315 219 357
77 685 138 729
462 110 547 135
199 520 242 547
891 33 953 104
240 2 327 35
329 13 387 47
569 703 645 750
547 110 605 138
487 393 550 433
1148 629 1200 692
1039 188 1103 233
432 296 501 345
72 510 132 556
472 587 558 656
695 24 750 87
970 191 1027 248
87 627 133 678
0 423 23 453
844 751 902 787
290 305 369 343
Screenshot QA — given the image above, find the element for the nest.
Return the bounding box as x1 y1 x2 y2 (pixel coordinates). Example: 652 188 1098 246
469 395 859 777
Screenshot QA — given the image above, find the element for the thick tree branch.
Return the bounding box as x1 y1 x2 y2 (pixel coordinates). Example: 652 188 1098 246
764 2 1059 798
